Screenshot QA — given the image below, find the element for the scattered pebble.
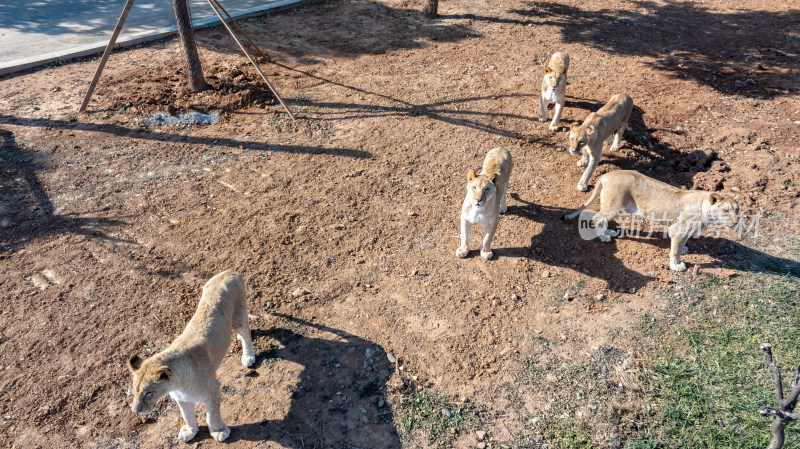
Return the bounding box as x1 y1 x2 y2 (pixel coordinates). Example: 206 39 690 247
441 408 452 417
387 353 397 364
477 443 486 449
563 292 572 300
541 270 550 278
377 398 385 408
476 430 487 441
595 293 605 301
361 415 368 424
292 288 303 297
511 293 519 301
408 25 417 30
628 287 637 294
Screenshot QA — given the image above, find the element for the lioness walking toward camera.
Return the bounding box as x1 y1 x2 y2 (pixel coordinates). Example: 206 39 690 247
456 147 513 260
539 52 570 131
568 93 633 191
127 270 256 442
563 170 740 271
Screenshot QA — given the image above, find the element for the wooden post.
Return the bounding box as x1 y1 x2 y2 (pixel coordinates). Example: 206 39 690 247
208 0 273 64
79 0 136 113
205 0 295 120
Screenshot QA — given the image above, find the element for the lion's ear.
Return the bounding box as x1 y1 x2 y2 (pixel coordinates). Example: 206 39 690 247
544 66 552 74
467 169 476 181
489 174 498 185
128 355 142 372
154 367 172 382
559 66 567 74
570 123 579 131
586 125 595 135
709 193 723 205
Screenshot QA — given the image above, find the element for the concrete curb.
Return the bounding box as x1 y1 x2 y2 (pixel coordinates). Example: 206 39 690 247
0 0 308 77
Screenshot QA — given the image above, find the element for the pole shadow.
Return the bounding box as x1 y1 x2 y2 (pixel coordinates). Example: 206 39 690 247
0 128 134 253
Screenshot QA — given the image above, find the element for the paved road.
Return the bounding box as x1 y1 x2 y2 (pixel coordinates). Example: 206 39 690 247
0 0 304 75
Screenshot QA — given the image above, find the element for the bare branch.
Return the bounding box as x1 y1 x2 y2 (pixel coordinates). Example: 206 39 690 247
762 343 784 402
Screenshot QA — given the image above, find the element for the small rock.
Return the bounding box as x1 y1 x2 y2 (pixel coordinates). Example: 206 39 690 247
377 398 385 408
411 268 419 276
408 25 417 30
595 293 605 301
361 415 368 424
387 353 397 364
563 292 572 300
441 408 452 418
476 430 487 441
541 270 550 278
292 288 303 297
511 293 519 301
477 443 486 449
628 287 637 294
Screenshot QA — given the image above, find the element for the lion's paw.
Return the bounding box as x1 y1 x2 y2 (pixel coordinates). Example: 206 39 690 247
577 160 588 167
242 353 256 368
577 183 589 192
609 145 620 152
499 205 507 214
538 116 547 122
549 124 560 132
598 235 612 243
670 262 687 272
210 426 231 442
480 250 494 260
455 247 469 259
177 425 199 442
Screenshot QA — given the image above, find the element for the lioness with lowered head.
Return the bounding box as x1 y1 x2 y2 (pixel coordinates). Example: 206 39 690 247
456 147 513 260
568 93 633 191
563 170 740 271
127 270 256 442
538 52 570 132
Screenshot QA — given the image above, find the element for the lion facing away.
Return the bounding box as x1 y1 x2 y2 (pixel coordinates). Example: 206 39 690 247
127 270 256 442
539 52 570 132
563 170 740 271
456 147 513 260
568 93 633 191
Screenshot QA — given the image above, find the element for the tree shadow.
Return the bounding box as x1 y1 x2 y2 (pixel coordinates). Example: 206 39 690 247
0 115 372 159
505 1 800 99
0 128 134 253
222 314 402 448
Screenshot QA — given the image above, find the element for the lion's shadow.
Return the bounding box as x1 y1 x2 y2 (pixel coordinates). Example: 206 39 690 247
216 315 402 448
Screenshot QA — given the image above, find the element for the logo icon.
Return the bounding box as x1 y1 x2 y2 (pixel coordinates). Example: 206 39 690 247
577 209 609 241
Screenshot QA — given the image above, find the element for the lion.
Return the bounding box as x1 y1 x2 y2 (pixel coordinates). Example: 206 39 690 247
568 93 633 191
127 270 256 442
563 170 740 271
456 147 513 260
538 52 570 132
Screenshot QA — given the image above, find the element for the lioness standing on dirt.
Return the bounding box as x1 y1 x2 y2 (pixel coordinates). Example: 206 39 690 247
568 93 633 191
539 52 570 131
456 147 513 260
563 170 740 271
127 270 256 442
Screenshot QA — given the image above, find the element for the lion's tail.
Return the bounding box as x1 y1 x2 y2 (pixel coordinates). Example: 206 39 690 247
563 176 603 220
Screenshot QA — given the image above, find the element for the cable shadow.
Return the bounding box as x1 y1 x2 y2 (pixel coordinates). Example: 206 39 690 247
220 314 401 448
0 128 134 253
0 115 372 159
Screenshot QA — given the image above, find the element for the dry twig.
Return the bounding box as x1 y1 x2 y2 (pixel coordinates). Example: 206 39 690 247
759 343 800 449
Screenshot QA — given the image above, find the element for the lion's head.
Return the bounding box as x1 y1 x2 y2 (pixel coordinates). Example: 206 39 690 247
543 65 567 91
127 355 172 415
465 169 498 210
706 193 740 228
568 119 598 156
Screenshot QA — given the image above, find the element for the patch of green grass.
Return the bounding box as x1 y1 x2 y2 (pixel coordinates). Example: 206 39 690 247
627 273 800 448
396 388 480 447
543 419 595 449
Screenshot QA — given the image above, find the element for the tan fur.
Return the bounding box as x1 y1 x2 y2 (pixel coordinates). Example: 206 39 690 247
539 52 570 131
568 93 633 191
127 271 255 442
564 170 740 271
456 147 513 260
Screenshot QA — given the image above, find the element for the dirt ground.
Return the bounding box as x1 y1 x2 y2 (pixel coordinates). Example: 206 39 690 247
1 0 799 447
